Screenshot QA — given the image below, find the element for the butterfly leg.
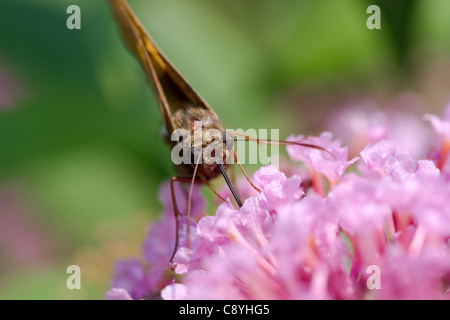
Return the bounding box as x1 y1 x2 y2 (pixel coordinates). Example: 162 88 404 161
169 176 199 267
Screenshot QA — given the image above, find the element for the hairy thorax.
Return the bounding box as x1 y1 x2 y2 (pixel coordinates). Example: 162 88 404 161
170 106 233 180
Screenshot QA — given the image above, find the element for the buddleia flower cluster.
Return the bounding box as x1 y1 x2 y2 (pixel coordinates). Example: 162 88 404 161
106 105 450 300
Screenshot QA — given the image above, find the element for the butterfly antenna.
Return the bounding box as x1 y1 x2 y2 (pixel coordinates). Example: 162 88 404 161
230 131 336 159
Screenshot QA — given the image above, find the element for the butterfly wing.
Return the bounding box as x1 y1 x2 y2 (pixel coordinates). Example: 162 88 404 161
108 0 214 133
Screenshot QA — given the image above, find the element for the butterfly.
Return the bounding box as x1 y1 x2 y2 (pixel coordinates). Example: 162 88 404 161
108 0 329 265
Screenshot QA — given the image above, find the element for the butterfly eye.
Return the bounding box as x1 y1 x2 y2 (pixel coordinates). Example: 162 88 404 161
222 132 234 151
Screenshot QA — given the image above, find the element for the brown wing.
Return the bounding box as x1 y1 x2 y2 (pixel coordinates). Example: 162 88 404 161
108 0 214 133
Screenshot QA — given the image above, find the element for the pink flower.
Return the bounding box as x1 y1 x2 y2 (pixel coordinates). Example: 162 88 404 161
329 177 391 236
161 283 188 300
424 104 450 140
110 259 150 300
105 288 133 300
172 165 303 275
358 140 440 182
378 247 450 299
408 177 450 237
359 140 398 176
254 165 303 208
415 160 440 177
424 104 450 171
287 133 358 180
108 105 450 300
109 180 206 299
142 212 176 289
326 96 433 160
287 132 358 193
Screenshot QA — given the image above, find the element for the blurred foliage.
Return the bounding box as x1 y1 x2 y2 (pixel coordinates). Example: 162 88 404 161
0 0 449 299
374 0 417 68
